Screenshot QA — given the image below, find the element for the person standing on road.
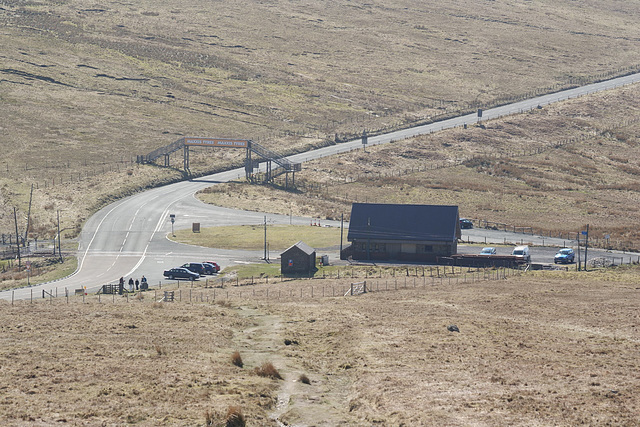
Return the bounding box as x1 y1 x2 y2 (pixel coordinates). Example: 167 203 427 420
141 276 148 290
128 277 134 292
135 279 139 290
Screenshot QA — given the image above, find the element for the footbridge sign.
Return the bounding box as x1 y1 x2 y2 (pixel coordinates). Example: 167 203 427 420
184 137 249 148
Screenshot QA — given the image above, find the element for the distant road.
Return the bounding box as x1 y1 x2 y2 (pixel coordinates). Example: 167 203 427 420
2 72 639 300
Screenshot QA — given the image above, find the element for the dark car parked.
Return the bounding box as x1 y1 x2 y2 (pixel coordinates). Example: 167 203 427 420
460 218 473 229
181 262 207 275
554 248 575 264
203 261 221 273
202 262 219 274
163 267 199 280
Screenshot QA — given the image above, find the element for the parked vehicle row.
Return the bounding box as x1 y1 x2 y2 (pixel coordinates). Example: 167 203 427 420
477 245 576 264
163 261 221 280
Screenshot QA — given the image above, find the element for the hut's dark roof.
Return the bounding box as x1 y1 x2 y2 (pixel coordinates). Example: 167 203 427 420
282 241 316 255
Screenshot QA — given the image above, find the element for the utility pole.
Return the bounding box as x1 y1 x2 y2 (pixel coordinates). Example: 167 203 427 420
576 232 581 271
13 207 21 267
340 213 344 257
263 216 268 262
57 209 62 262
24 184 33 247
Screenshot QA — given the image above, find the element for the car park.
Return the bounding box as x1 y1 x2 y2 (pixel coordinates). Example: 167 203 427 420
163 267 199 280
554 248 575 264
203 261 221 273
460 218 473 229
480 247 497 255
180 262 207 275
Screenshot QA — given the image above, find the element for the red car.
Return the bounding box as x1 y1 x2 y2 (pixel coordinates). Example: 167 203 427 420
203 261 221 273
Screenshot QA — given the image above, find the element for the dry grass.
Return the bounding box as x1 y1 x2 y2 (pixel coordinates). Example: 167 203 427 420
231 351 244 368
200 84 640 248
0 256 77 292
2 0 640 238
254 362 283 380
298 373 311 385
0 266 638 425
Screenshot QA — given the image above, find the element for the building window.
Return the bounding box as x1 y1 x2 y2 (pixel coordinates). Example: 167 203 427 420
424 245 433 253
366 243 386 252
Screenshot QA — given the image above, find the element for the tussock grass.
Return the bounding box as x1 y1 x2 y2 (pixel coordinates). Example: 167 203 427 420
205 407 246 427
231 351 244 368
299 374 311 385
254 362 282 380
224 407 246 427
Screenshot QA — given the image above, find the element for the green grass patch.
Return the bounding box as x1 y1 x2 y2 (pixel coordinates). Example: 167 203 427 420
170 224 344 251
220 263 282 280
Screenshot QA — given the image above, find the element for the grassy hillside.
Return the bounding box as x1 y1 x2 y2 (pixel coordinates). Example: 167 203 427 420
198 83 640 248
1 267 638 425
2 0 640 236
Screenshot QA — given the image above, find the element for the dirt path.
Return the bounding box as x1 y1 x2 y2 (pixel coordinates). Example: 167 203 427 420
233 305 351 426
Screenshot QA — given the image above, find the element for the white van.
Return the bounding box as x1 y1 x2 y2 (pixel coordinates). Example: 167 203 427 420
512 245 531 263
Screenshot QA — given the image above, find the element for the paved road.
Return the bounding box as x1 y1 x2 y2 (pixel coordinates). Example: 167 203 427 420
3 72 640 300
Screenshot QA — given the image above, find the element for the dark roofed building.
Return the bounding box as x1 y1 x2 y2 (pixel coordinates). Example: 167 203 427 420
343 203 460 262
281 241 316 275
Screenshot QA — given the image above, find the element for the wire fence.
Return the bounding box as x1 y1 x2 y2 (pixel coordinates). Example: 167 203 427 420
9 265 522 305
7 251 640 305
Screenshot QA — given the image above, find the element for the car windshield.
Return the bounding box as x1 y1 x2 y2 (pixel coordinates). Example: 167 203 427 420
481 248 494 254
559 249 572 254
513 250 523 255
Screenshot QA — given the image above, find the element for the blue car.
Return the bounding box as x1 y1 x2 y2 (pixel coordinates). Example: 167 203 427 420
554 248 575 264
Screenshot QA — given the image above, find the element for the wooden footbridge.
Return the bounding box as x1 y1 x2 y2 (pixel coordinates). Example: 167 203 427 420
137 137 301 185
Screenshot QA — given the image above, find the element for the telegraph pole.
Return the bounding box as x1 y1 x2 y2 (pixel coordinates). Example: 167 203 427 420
340 213 344 256
24 184 33 247
57 209 62 262
263 216 268 262
14 207 21 267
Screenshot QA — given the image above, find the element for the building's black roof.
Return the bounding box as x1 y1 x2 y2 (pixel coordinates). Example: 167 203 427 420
347 203 459 242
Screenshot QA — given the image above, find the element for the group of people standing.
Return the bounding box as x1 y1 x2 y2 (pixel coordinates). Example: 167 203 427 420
118 276 148 293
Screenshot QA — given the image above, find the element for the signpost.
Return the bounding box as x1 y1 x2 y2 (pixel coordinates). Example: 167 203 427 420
362 130 368 152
